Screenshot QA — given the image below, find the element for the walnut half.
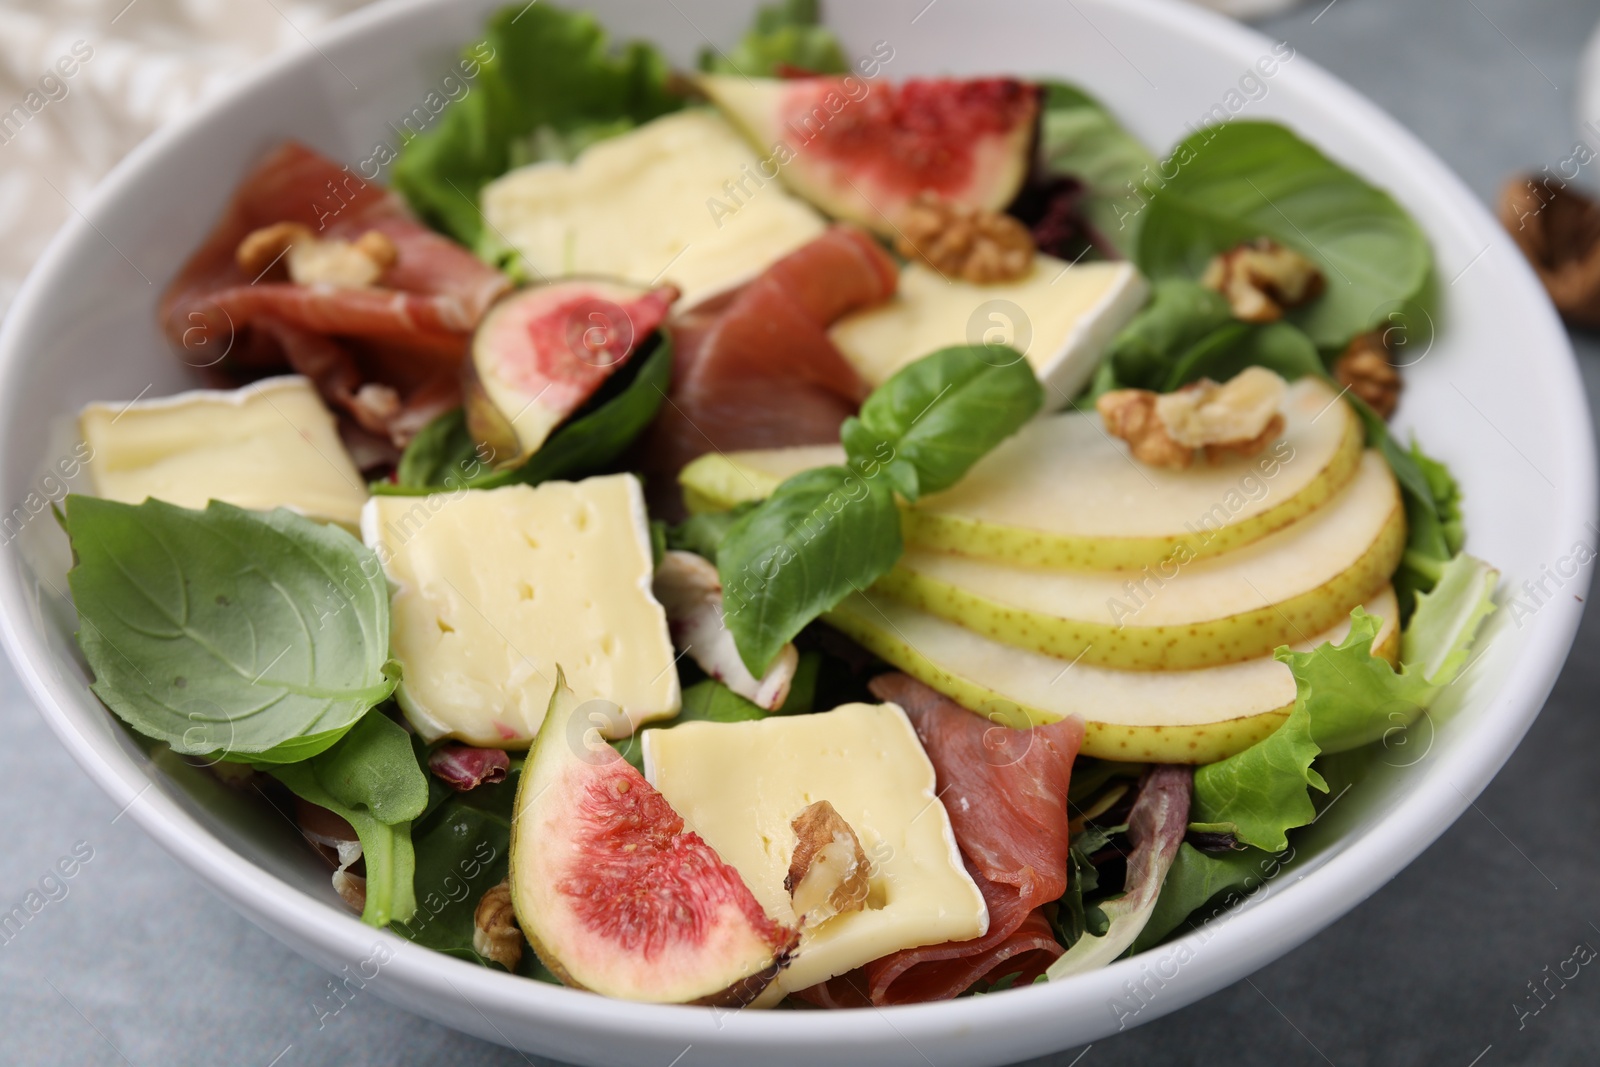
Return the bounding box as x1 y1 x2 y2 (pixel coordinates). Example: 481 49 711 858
1099 367 1289 470
894 193 1035 284
785 800 870 927
472 878 524 971
236 221 398 288
1335 330 1403 419
1201 238 1325 322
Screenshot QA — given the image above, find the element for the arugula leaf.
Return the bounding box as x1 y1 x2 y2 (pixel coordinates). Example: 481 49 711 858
719 465 903 675
1130 843 1277 953
841 345 1045 500
1193 555 1497 849
1136 122 1431 348
1036 83 1159 258
374 335 672 496
700 0 848 77
63 496 397 761
391 4 684 245
265 713 429 927
1054 824 1115 951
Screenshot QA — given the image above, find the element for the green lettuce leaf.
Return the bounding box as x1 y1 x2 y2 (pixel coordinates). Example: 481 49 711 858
63 496 397 761
1136 122 1431 349
700 0 848 77
391 3 684 245
1036 83 1159 258
1191 695 1322 853
264 713 429 927
1192 554 1498 850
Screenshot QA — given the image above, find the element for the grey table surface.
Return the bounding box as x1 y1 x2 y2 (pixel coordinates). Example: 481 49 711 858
4 0 1600 1064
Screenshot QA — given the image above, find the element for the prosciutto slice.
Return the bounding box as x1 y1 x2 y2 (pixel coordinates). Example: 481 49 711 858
799 673 1085 1006
641 225 896 512
159 141 509 445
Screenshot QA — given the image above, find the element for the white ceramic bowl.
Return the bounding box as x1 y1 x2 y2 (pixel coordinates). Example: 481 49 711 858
0 1 1590 1063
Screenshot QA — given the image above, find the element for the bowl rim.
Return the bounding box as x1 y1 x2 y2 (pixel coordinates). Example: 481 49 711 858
0 0 1592 1057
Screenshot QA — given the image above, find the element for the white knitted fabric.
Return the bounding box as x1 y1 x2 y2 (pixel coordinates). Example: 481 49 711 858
0 0 371 318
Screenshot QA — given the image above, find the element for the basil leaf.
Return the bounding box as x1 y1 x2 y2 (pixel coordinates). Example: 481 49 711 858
841 345 1045 500
700 0 848 77
719 466 902 675
63 496 397 760
264 714 428 927
1136 122 1431 348
374 335 672 496
392 4 684 246
1036 82 1159 258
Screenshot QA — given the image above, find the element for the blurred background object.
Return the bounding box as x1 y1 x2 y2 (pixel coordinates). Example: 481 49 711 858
0 0 368 316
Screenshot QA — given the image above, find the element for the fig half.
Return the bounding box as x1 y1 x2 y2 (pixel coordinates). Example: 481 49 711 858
696 74 1039 237
510 672 797 1005
466 280 677 468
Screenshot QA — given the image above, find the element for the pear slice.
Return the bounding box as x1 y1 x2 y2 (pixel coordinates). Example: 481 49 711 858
680 377 1363 571
826 587 1399 764
827 258 1149 406
878 450 1405 671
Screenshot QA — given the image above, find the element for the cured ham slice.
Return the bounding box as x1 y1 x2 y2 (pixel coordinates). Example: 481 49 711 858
799 673 1084 1006
642 225 896 512
159 141 509 446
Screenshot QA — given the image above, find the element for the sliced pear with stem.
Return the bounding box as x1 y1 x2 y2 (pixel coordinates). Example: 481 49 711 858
826 587 1399 764
679 377 1363 571
878 450 1405 671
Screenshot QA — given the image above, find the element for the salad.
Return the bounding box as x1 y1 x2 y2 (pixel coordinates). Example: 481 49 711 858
59 0 1499 1009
